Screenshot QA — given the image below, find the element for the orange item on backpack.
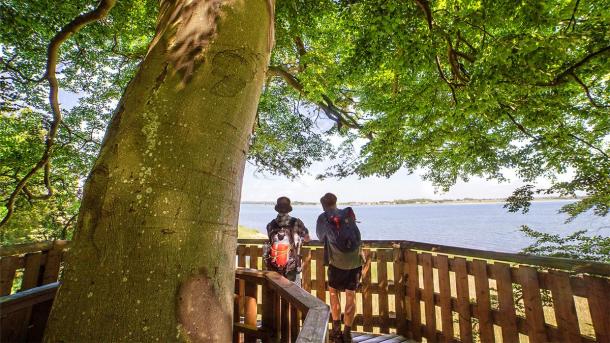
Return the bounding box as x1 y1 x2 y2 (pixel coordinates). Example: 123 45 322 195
270 242 290 268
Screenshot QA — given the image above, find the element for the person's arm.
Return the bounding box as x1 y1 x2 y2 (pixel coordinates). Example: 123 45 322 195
315 215 325 241
296 219 311 243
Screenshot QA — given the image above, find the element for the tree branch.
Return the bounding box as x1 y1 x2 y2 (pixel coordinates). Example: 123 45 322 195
267 65 363 131
567 132 610 160
565 0 581 32
0 56 45 84
537 45 610 86
0 0 117 228
435 56 458 104
569 72 609 108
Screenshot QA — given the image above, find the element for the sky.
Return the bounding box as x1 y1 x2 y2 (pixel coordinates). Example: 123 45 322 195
241 162 554 203
57 89 558 203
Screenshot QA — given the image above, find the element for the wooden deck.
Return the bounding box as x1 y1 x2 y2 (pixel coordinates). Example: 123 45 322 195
351 332 414 343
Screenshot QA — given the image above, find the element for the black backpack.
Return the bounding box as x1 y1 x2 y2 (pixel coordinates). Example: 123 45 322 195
325 207 361 253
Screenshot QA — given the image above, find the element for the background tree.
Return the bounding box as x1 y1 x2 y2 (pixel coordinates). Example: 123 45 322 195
1 0 608 339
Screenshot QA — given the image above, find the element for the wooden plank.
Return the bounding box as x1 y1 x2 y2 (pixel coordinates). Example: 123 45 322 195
0 256 19 296
0 241 54 257
547 270 580 343
244 280 258 343
471 259 494 343
378 250 390 333
454 257 472 343
295 305 330 343
315 249 326 302
9 253 44 342
290 303 299 342
492 262 519 343
301 247 312 292
233 281 241 343
242 239 610 277
281 298 290 342
42 248 61 284
362 249 373 332
436 255 453 343
26 299 54 343
352 333 376 342
406 250 421 341
584 275 610 343
237 245 247 317
393 247 408 336
250 246 260 270
261 282 279 342
358 334 398 342
21 252 43 290
421 252 436 342
0 282 58 343
516 266 547 343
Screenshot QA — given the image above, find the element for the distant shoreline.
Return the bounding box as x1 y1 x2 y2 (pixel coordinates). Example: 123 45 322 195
241 197 579 206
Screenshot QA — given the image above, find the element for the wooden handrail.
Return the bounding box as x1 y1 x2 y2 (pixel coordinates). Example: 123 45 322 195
0 240 68 257
239 238 610 276
235 268 329 343
0 282 59 314
4 238 609 275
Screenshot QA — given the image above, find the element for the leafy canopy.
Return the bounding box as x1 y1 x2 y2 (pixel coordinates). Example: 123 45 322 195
1 0 609 244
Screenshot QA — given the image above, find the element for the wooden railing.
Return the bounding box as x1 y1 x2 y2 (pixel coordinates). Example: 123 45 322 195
238 239 610 343
2 239 609 343
233 268 329 342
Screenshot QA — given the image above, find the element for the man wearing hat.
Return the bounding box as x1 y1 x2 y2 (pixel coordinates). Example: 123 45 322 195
264 197 310 286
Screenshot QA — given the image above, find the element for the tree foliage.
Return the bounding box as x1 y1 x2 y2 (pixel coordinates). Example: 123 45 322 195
1 0 609 243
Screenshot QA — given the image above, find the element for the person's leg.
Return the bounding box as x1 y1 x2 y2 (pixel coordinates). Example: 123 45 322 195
329 286 342 322
329 286 343 341
342 266 362 343
343 290 356 327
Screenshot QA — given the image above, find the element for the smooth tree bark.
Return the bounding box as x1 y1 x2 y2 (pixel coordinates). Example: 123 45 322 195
44 0 273 341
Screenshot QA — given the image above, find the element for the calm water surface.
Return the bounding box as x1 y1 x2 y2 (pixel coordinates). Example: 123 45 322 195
239 201 609 253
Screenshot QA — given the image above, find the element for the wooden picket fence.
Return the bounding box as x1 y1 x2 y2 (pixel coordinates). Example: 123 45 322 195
2 239 610 342
237 239 610 343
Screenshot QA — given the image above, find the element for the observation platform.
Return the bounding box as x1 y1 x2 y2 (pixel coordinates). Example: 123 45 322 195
1 239 609 342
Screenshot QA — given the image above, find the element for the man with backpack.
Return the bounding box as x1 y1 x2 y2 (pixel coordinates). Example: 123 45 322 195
316 193 364 343
264 196 310 286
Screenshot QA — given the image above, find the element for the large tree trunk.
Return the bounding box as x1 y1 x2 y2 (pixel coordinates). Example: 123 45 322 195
44 1 273 341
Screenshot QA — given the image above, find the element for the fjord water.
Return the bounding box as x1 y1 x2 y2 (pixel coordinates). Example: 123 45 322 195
239 201 609 253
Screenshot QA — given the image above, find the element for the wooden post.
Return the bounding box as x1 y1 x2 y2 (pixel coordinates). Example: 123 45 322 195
234 279 241 343
301 247 312 292
0 255 19 296
584 275 610 343
362 249 373 332
436 255 453 343
42 247 61 285
290 304 299 342
281 297 290 342
393 247 408 336
454 257 473 343
421 252 436 342
378 250 390 333
250 246 260 270
262 282 280 342
315 249 326 302
516 266 547 343
472 259 494 343
547 270 580 343
492 262 518 343
237 245 247 317
406 249 421 341
244 280 258 343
